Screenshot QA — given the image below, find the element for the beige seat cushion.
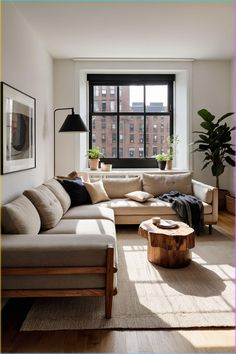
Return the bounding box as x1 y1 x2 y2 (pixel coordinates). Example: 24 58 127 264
44 178 71 214
24 185 63 230
1 195 41 234
143 173 193 197
63 204 114 222
103 177 142 198
41 219 115 235
84 180 110 204
98 198 212 216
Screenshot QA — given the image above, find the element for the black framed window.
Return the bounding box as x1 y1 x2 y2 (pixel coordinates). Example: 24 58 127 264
88 74 175 168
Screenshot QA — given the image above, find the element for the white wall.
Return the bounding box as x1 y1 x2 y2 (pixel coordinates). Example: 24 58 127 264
53 60 76 176
192 60 234 192
2 3 53 204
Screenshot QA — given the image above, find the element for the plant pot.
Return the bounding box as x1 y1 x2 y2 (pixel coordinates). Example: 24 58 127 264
166 160 172 170
159 161 166 170
218 189 230 211
89 159 99 170
226 195 235 215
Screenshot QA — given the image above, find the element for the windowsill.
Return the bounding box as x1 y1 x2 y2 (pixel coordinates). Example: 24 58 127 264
83 168 191 175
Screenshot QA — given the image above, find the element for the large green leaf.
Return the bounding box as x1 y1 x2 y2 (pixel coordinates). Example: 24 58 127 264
225 156 235 167
200 121 214 131
199 144 209 150
202 161 211 170
212 163 224 177
198 109 215 122
217 112 234 124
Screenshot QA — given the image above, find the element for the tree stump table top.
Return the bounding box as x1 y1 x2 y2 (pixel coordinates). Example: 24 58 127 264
138 219 195 251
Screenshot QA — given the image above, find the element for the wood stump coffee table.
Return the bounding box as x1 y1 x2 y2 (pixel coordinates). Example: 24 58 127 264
138 219 195 268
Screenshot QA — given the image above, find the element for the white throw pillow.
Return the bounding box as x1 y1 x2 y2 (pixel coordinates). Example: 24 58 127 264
125 191 154 203
84 180 110 204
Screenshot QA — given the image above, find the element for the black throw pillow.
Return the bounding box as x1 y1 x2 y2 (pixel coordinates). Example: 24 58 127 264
60 177 92 207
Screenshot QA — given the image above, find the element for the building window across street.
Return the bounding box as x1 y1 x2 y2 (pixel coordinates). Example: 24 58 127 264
88 74 175 168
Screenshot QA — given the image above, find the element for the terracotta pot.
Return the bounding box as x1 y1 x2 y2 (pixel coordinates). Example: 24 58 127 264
89 159 99 170
166 160 173 170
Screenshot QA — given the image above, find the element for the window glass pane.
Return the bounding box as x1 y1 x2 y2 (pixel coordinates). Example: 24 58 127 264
91 116 117 158
93 86 117 112
120 116 144 158
146 85 168 112
119 86 144 112
146 115 170 157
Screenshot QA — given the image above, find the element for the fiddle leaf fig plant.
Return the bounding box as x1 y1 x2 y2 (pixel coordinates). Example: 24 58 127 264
193 109 235 189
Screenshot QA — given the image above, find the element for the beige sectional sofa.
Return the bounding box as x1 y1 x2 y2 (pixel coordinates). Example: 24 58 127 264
1 172 218 318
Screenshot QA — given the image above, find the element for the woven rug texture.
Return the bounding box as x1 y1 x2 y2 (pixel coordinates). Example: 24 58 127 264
21 226 234 331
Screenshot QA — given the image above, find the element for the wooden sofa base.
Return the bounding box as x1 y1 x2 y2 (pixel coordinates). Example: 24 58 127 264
2 245 117 319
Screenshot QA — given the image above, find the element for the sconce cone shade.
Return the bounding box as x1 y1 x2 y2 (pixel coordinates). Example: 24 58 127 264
59 113 88 132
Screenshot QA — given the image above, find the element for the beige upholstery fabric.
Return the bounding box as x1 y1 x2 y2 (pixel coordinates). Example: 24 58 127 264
192 179 214 204
41 219 116 236
24 185 63 230
103 177 142 198
63 205 114 222
1 195 41 234
84 180 110 204
125 191 154 202
44 179 71 214
2 231 116 268
98 198 212 216
143 173 193 196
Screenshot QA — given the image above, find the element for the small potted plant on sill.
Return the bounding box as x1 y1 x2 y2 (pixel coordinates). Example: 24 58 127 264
87 146 103 170
166 135 179 170
155 153 168 170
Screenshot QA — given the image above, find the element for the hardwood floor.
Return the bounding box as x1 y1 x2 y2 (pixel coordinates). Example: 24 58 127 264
1 211 235 353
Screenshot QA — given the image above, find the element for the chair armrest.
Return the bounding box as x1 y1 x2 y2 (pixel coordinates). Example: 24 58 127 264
192 179 218 223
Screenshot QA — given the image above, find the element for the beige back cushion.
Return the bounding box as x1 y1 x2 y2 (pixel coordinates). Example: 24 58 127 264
103 177 142 198
84 180 110 204
24 185 63 230
143 173 193 197
2 195 41 234
44 178 71 214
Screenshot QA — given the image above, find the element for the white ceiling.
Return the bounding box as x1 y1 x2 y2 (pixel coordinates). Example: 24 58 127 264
14 2 234 60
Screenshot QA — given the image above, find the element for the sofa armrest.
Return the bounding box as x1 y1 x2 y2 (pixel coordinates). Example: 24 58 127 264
192 179 218 223
2 234 117 268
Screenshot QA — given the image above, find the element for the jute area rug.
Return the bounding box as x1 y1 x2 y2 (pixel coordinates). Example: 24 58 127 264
21 226 234 331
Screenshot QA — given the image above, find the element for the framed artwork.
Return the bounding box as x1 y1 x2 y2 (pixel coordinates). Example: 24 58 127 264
1 82 36 174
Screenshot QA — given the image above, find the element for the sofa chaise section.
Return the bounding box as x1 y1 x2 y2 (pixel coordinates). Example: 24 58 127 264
1 181 117 319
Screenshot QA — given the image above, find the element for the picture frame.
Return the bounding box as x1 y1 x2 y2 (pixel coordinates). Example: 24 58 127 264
1 82 36 174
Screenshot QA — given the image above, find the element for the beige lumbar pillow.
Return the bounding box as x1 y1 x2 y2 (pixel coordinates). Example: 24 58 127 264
84 180 110 204
24 185 63 230
125 191 154 203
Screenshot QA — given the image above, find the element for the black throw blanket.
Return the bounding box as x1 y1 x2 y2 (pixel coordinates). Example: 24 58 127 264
158 191 204 234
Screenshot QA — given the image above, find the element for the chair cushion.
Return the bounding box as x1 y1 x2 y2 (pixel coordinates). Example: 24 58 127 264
143 173 193 197
43 178 71 214
59 177 91 207
84 180 110 204
24 185 63 230
103 177 142 198
125 191 154 202
1 195 41 234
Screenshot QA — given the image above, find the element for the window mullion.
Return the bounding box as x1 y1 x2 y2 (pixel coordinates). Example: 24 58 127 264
117 86 120 158
144 85 146 158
